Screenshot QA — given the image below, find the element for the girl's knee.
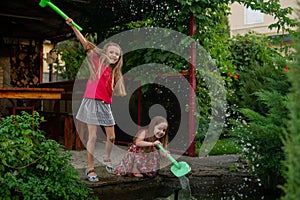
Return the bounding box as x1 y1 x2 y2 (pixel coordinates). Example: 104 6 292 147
88 134 97 142
107 136 115 143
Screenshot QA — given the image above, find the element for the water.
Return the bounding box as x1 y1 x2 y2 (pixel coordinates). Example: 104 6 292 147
179 176 190 191
155 176 197 200
178 176 196 199
154 175 279 200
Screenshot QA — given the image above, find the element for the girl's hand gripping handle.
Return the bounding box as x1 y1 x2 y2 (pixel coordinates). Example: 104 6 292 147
157 144 180 168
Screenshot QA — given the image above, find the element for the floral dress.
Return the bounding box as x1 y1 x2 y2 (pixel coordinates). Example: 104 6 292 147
114 133 161 177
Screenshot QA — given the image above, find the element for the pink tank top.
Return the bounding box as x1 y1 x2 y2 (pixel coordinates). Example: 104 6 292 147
83 53 113 104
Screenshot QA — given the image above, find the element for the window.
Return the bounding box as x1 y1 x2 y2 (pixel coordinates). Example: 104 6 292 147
244 6 264 25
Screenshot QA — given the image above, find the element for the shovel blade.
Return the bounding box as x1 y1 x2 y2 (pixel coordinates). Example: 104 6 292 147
170 161 191 177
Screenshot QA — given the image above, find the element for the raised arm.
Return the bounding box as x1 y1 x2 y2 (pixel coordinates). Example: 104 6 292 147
66 18 90 51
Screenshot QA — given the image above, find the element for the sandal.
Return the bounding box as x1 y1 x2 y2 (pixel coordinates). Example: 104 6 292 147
85 169 99 182
102 157 114 173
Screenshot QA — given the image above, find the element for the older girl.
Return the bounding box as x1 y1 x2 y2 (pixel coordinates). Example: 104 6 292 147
66 18 126 181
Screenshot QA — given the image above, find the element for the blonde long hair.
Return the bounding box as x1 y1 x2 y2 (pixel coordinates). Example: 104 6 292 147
85 41 126 97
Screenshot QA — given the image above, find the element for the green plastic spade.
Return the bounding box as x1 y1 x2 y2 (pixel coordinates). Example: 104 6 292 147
157 144 191 177
39 0 83 31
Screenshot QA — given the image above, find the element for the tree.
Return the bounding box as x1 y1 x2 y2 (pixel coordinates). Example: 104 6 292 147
280 1 300 197
227 31 291 190
57 0 296 81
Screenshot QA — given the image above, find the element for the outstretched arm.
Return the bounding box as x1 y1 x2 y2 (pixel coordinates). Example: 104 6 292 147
66 18 90 51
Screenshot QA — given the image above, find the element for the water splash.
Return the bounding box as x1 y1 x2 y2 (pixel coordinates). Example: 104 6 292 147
179 176 191 191
154 176 197 200
177 176 197 200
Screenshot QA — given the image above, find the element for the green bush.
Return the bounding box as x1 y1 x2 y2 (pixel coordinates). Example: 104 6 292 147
0 112 90 200
228 33 290 190
208 138 242 156
280 22 300 199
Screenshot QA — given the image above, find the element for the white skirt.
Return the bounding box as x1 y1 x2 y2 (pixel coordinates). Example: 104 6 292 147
76 98 115 126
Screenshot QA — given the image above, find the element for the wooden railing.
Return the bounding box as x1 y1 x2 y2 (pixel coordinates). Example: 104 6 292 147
36 80 86 150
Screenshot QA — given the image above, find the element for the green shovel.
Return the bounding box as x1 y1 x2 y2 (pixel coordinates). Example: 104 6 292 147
39 0 83 31
157 144 191 177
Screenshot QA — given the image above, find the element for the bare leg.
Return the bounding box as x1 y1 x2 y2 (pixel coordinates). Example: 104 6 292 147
103 125 115 161
86 124 97 176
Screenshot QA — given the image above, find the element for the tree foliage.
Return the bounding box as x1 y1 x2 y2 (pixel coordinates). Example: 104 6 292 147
56 0 296 80
280 1 300 197
227 33 290 190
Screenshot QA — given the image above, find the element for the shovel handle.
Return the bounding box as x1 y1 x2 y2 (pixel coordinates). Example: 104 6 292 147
157 144 181 168
42 1 83 31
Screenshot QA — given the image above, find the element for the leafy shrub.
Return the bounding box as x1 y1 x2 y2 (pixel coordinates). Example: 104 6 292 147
208 138 242 156
227 32 291 190
280 29 300 199
0 112 90 200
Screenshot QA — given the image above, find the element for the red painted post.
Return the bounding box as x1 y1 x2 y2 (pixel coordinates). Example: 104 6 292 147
137 81 141 130
188 13 197 157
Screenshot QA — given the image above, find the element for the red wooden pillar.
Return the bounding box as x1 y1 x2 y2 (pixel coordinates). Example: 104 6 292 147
75 119 85 150
137 81 141 130
64 115 73 150
188 13 197 157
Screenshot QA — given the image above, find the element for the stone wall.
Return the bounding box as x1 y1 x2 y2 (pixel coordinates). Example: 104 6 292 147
0 40 42 117
0 66 3 87
0 57 11 87
0 56 12 116
10 43 40 87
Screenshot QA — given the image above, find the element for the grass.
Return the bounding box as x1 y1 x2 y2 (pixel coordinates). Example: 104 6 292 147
196 137 242 156
209 138 242 155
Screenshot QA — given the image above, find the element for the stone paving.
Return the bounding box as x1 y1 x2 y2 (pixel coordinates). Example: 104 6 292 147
71 141 170 171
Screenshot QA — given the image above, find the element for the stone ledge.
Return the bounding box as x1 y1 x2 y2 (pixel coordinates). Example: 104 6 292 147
72 153 264 199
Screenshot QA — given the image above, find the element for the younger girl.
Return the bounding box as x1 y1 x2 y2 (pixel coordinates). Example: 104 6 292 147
114 116 169 177
66 18 126 181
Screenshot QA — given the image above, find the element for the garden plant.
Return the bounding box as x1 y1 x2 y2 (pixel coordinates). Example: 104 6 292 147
280 3 300 198
0 112 91 200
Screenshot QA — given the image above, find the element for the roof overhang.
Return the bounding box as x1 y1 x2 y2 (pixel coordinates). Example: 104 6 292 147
0 0 150 44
